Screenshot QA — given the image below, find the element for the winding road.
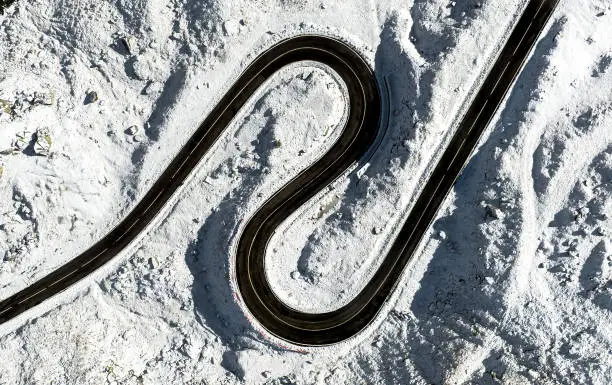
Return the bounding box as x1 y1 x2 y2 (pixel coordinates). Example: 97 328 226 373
0 0 558 346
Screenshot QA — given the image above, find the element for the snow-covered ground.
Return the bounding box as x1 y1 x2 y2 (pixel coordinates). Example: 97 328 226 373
0 0 610 383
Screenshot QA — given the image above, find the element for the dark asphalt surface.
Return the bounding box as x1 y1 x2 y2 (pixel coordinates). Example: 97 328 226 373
0 0 558 346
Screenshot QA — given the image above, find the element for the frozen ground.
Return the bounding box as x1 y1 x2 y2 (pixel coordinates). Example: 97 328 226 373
0 0 610 383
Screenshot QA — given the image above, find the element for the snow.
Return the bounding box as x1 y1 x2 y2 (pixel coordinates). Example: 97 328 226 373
0 0 611 383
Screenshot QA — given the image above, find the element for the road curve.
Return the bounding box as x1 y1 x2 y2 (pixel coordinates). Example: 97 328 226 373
0 0 558 346
0 35 380 328
237 0 559 345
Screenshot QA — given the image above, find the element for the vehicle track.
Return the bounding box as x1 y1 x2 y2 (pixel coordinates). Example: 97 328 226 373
0 0 559 346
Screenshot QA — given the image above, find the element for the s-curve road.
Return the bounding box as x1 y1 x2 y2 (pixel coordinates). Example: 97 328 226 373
0 0 558 346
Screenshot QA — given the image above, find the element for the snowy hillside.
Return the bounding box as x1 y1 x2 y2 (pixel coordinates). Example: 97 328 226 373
0 0 610 383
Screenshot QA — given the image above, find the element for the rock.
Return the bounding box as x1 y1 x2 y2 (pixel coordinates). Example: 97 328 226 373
573 108 595 130
223 19 240 36
125 125 139 135
85 90 98 105
574 207 589 223
122 36 137 55
11 130 31 152
594 226 607 237
33 128 52 156
33 91 54 106
485 204 504 220
0 98 12 115
131 56 154 80
301 71 313 81
141 81 162 96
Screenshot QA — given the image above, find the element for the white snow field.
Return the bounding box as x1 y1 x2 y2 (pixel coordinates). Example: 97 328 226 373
0 0 611 383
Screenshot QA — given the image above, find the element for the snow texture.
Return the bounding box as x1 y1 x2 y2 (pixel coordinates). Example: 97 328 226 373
0 0 611 383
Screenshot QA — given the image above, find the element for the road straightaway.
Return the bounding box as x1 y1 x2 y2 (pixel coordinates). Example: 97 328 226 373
0 0 558 346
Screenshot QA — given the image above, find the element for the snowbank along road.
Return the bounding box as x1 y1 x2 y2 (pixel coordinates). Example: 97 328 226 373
0 0 559 346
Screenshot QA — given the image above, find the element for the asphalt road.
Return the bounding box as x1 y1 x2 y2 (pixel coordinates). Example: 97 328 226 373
235 0 559 345
0 0 558 346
